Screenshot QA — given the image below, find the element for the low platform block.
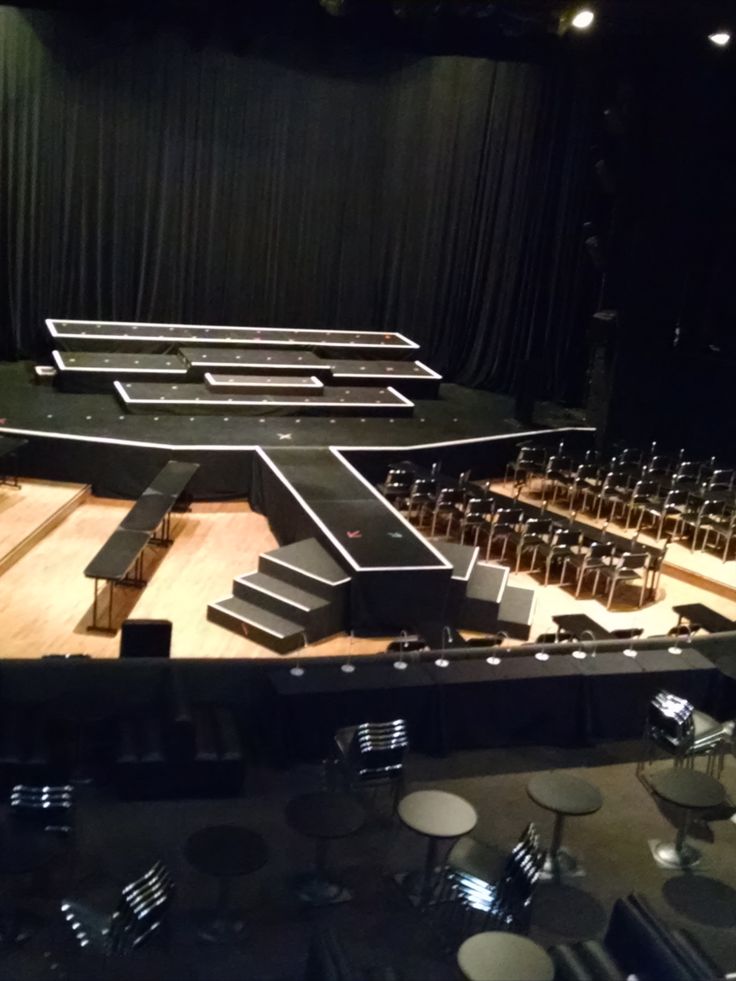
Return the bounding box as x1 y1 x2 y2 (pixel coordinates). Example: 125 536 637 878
115 381 414 417
52 350 188 392
204 373 324 396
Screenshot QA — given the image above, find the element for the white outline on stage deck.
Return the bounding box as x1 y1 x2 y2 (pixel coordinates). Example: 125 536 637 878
330 359 442 380
328 448 452 569
0 424 595 453
260 552 351 588
208 596 290 639
204 373 325 391
234 574 313 612
46 319 420 350
52 350 188 374
255 447 451 573
113 380 414 411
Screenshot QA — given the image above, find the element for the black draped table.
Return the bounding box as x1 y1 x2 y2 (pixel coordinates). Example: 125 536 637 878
268 648 718 761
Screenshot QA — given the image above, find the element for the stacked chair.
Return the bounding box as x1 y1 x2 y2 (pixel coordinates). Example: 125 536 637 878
333 718 409 811
437 823 544 944
637 690 734 779
61 860 174 960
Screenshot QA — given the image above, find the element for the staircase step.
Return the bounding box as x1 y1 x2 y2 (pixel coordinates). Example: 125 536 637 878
207 596 304 654
259 538 350 600
205 373 324 395
233 572 343 639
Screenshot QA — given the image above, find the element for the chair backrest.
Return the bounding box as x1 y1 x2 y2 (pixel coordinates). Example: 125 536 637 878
350 720 409 779
494 508 524 530
458 468 472 486
616 448 643 466
409 477 435 497
496 823 544 929
663 488 690 507
465 498 494 518
515 445 546 465
435 487 465 508
384 468 413 487
707 469 734 489
521 518 554 537
545 455 572 474
632 480 660 498
550 528 580 549
617 551 649 571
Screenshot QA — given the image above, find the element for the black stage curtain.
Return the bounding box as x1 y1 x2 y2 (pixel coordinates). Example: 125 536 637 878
0 7 596 400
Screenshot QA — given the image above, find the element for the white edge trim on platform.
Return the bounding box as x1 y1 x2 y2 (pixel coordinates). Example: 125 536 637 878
46 317 419 348
53 350 186 374
261 553 351 587
331 360 441 381
115 380 413 410
0 425 595 454
332 426 596 454
208 598 288 639
204 373 324 390
451 545 479 582
189 358 330 371
329 448 453 570
235 575 311 612
257 447 448 573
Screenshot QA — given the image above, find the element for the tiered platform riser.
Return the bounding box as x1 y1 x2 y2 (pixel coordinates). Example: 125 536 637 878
47 320 420 358
114 381 414 417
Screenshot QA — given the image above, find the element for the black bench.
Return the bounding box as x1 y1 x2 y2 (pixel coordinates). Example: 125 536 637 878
84 461 199 631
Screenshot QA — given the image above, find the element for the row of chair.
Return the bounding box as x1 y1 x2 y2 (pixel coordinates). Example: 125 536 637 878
506 442 736 560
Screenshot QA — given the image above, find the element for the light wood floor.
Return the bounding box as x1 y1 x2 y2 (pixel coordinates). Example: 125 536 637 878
1 479 735 661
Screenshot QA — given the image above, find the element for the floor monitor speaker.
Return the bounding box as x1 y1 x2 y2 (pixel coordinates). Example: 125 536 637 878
119 619 172 659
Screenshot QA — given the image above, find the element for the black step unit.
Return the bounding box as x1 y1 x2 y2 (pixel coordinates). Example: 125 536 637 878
258 539 351 603
206 596 304 654
233 572 343 640
459 562 509 633
497 583 537 641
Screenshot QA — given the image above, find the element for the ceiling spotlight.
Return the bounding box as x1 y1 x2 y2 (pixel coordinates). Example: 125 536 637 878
708 31 731 47
571 8 595 30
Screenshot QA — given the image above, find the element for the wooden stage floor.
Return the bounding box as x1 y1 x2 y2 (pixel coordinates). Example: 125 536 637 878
2 478 736 661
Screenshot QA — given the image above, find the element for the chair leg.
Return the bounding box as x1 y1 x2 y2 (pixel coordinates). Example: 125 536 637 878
607 576 616 609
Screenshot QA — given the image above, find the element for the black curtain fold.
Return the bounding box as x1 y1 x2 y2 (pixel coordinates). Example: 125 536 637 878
0 7 597 400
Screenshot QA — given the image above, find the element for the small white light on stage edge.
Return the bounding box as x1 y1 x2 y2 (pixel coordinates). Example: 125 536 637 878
623 646 637 658
434 657 450 668
340 662 355 674
486 655 501 665
393 659 408 671
572 649 587 660
289 665 305 677
535 651 550 661
708 31 731 46
571 8 595 29
668 643 683 655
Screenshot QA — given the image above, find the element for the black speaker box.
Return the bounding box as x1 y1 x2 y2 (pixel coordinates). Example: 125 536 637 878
119 619 172 659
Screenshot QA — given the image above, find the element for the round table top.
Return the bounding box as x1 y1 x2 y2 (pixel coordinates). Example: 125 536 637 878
398 790 477 839
527 772 603 817
649 768 725 810
285 792 366 840
184 825 268 878
0 825 60 875
457 931 554 981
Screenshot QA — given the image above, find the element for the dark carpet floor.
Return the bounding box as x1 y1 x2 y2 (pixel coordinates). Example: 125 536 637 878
2 742 736 981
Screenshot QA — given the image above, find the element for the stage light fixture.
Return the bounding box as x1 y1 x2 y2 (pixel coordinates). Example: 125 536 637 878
708 31 731 47
571 8 595 30
393 657 408 671
486 654 501 666
340 661 356 673
622 644 637 658
434 656 450 668
289 664 305 677
534 651 550 662
571 647 587 660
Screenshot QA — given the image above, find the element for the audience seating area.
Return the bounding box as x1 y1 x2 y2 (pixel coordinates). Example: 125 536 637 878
378 458 664 610
508 441 736 561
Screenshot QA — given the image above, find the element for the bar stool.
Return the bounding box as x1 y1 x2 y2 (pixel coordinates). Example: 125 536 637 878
285 792 365 905
526 773 602 880
184 824 268 943
648 768 725 870
397 789 477 906
457 931 554 981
